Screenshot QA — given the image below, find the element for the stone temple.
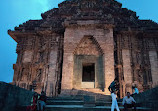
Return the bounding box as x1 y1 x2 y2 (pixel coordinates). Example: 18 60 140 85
8 0 158 97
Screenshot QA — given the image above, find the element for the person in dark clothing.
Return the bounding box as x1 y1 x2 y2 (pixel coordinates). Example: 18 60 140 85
108 78 119 93
26 92 38 111
37 91 47 111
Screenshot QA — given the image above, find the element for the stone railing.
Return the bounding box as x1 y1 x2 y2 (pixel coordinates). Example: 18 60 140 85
0 82 33 111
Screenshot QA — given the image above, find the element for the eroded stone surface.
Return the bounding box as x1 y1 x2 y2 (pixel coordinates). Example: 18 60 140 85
8 0 158 97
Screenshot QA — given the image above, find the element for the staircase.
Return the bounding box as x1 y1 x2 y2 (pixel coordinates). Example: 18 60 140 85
59 88 111 101
45 90 152 111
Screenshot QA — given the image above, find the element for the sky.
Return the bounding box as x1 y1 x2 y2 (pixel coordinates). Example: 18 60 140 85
0 0 158 83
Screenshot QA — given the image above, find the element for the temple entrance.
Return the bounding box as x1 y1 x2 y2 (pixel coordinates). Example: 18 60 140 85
82 63 95 88
73 36 105 90
82 63 95 82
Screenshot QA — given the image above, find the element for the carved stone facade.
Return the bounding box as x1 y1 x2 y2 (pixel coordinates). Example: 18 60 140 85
9 0 158 97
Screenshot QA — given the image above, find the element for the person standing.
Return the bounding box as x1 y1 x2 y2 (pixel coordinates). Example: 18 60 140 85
108 78 118 93
122 92 136 111
111 91 120 111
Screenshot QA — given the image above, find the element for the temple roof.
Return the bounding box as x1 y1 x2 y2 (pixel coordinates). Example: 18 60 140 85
8 0 158 35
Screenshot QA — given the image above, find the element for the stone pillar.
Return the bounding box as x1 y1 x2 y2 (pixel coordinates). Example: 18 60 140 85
61 53 74 90
46 50 58 96
122 49 133 93
103 28 115 95
149 51 158 87
61 27 76 95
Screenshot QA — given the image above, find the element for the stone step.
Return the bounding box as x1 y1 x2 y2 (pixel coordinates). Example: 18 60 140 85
60 89 110 97
46 100 84 105
47 96 83 101
48 94 111 102
46 100 123 106
47 98 83 101
78 89 108 95
45 95 151 111
81 88 104 92
96 102 123 106
45 105 152 111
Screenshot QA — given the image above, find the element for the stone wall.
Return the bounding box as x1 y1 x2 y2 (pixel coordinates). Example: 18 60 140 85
61 22 115 95
116 33 158 98
133 86 158 110
9 0 158 98
122 49 132 93
0 82 33 111
12 33 64 97
149 51 158 87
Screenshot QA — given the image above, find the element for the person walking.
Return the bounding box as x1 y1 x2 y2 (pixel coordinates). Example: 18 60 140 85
111 91 120 111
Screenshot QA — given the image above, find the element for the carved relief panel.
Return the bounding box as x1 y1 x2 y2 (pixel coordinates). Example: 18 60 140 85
22 51 33 63
75 36 102 56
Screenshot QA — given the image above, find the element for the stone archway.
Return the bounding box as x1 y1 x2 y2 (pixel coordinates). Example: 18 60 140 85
73 36 105 90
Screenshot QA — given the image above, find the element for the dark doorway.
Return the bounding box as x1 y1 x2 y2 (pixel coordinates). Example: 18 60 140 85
82 63 95 82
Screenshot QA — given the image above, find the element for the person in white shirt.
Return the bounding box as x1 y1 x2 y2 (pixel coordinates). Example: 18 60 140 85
122 92 136 111
111 91 120 111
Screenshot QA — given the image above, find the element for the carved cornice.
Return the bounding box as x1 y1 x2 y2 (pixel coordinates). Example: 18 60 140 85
63 20 115 29
8 29 64 42
8 30 36 42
